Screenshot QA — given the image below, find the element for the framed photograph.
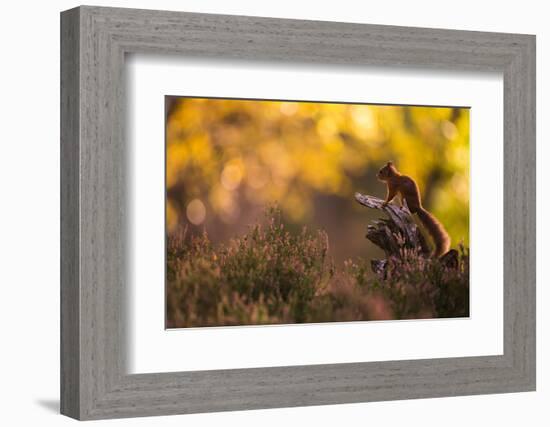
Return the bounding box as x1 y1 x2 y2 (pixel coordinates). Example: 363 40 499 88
61 6 536 420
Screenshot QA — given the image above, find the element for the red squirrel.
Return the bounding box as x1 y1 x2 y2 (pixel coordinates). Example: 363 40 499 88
377 162 450 257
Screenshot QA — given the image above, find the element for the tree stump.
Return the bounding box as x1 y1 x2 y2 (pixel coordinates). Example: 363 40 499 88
354 192 430 275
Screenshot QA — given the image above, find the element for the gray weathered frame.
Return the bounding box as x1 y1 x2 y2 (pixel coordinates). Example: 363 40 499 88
60 5 536 420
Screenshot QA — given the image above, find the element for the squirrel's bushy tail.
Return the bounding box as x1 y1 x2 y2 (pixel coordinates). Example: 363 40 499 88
416 207 451 257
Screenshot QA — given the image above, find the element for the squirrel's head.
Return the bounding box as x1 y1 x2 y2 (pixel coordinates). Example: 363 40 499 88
377 161 398 181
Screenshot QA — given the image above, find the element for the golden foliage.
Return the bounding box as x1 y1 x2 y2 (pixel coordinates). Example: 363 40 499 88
166 97 469 259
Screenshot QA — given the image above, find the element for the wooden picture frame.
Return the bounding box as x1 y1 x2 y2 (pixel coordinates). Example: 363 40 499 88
60 5 536 420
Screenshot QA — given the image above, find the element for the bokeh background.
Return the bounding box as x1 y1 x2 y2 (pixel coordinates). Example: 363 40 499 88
166 97 469 262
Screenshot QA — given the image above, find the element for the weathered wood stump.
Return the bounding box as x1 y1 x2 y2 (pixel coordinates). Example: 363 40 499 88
354 192 430 275
354 192 457 274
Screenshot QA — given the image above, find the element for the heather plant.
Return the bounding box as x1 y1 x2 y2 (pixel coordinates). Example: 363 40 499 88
352 247 469 319
167 209 333 327
166 209 469 328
